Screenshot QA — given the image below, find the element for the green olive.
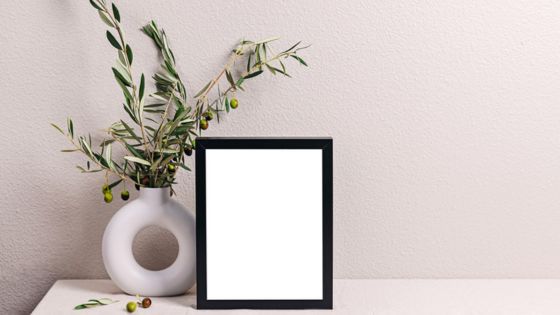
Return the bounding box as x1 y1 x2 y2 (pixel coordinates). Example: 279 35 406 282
200 119 209 130
205 111 214 121
121 190 130 201
230 98 239 109
167 164 176 172
126 301 137 313
102 184 110 193
104 192 113 203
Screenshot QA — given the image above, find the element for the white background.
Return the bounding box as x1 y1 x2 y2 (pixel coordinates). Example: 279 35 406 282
4 0 560 313
205 149 323 300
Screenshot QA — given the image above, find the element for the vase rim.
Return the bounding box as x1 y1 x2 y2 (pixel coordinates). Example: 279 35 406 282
138 186 171 203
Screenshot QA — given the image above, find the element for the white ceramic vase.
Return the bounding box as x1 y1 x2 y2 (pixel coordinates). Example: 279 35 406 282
102 187 196 296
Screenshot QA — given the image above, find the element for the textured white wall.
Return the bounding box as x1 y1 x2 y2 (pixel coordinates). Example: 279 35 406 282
2 0 560 313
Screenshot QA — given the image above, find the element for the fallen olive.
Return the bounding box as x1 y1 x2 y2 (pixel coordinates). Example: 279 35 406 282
141 297 152 308
126 301 137 312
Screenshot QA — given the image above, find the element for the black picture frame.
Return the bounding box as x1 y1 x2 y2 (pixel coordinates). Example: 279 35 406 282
196 137 333 310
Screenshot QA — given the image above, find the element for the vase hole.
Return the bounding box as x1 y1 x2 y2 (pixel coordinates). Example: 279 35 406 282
132 225 179 271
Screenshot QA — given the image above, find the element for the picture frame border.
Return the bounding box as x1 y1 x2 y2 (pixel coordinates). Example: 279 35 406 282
195 137 333 310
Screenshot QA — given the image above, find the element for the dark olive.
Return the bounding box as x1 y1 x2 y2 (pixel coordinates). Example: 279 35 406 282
141 297 152 308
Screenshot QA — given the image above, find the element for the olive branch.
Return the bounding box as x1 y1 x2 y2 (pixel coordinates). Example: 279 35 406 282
52 0 308 202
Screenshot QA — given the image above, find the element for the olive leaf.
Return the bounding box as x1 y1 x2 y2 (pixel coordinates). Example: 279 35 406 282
225 70 236 88
225 96 230 113
51 123 64 135
124 156 151 166
111 3 120 22
126 45 133 64
67 118 74 139
291 55 308 66
98 10 115 28
74 298 118 310
194 80 212 98
139 74 145 101
106 31 122 50
112 67 131 87
89 0 102 10
244 70 263 79
108 179 123 189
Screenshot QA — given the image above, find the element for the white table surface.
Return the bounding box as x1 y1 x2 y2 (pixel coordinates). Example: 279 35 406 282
32 279 560 314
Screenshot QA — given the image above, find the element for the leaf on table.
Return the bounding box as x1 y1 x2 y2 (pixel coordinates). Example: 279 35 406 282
74 298 118 310
91 298 118 305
